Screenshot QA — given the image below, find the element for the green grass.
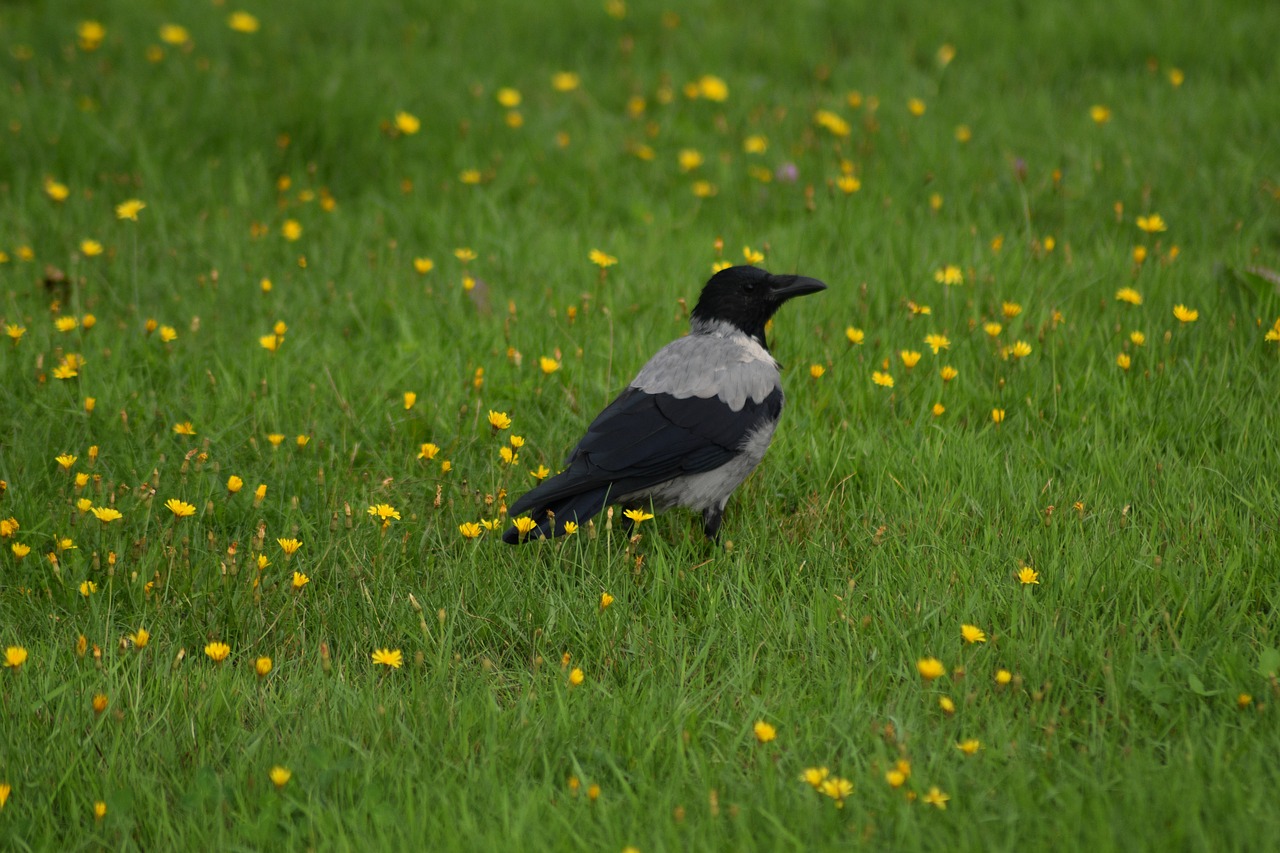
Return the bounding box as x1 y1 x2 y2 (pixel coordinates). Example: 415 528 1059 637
2 0 1280 849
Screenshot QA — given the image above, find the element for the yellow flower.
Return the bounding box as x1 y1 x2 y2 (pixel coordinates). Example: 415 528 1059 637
955 124 972 143
589 249 618 268
93 693 108 714
487 410 512 430
1173 304 1199 323
872 371 894 388
885 769 906 788
5 324 25 344
459 522 482 540
4 646 28 668
227 475 244 494
496 87 522 107
677 149 704 172
91 506 123 524
55 316 79 333
923 787 950 809
752 720 776 743
991 408 1006 424
11 543 31 559
1133 245 1148 264
551 71 580 92
45 178 71 201
568 667 585 686
743 135 767 154
696 74 729 101
418 443 440 461
173 422 196 436
281 219 303 241
413 257 434 274
130 628 150 649
743 246 764 265
266 433 285 448
259 333 283 352
845 326 865 345
56 453 78 470
1017 566 1040 585
158 325 177 343
934 264 963 286
984 321 1003 337
1116 352 1132 371
1009 340 1033 359
1136 214 1168 234
227 11 260 33
836 174 862 194
923 333 950 354
1115 287 1143 305
499 446 518 465
961 624 987 644
77 20 105 50
115 199 146 221
691 180 717 198
394 111 421 135
940 365 958 382
80 239 103 256
254 484 268 503
165 498 196 519
204 641 230 663
907 97 926 116
814 109 851 137
957 739 981 755
623 508 654 525
1002 301 1023 318
800 767 829 788
996 668 1013 685
819 777 854 804
562 521 579 536
931 402 945 417
1090 104 1112 124
159 23 190 45
372 648 403 668
277 538 302 557
939 696 956 714
93 800 107 820
454 247 477 263
917 657 946 680
599 592 614 609
269 766 291 788
900 350 922 369
256 656 273 677
291 571 310 590
76 498 93 513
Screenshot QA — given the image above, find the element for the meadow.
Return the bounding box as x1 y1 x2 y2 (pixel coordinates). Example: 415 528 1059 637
2 0 1279 849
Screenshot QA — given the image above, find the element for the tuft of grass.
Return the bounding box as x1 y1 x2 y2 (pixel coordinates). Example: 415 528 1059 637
2 0 1280 849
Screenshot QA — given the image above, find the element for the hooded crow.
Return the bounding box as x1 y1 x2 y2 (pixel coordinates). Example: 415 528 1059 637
502 264 826 544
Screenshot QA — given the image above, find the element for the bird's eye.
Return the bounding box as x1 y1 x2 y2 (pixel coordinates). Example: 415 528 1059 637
743 282 757 292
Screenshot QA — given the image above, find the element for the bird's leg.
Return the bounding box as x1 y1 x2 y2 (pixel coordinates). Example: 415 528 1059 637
701 505 725 541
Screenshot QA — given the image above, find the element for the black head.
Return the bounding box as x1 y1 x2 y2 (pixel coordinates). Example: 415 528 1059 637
690 265 827 346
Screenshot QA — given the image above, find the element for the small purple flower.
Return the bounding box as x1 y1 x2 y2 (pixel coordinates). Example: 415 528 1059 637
775 162 799 183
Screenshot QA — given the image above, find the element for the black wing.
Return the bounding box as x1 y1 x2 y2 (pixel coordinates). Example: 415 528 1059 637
503 385 781 540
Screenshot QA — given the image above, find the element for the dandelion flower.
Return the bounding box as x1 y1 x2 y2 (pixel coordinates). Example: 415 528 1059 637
569 667 585 686
924 333 950 354
991 408 1006 424
91 506 123 524
819 776 854 805
800 767 829 788
277 538 302 557
539 356 561 375
753 720 777 743
1090 105 1112 124
996 669 1013 685
551 71 580 92
269 766 291 788
256 656 273 677
623 508 654 525
5 324 25 345
56 453 78 470
367 504 401 523
487 410 512 430
130 628 149 649
961 624 987 644
11 543 31 559
562 521 579 535
173 422 196 436
204 641 230 663
459 522 482 540
372 648 403 668
1115 287 1143 305
227 475 244 494
872 371 894 388
957 739 981 755
809 364 825 379
291 571 310 590
1116 352 1132 370
885 769 906 788
845 326 865 345
940 365 958 382
93 694 108 714
418 443 440 460
394 111 421 135
1017 566 1040 585
588 249 618 268
934 265 963 286
93 800 107 820
917 657 946 680
923 787 950 809
599 592 614 609
115 199 146 221
4 646 28 669
1173 304 1199 323
227 11 260 33
1136 214 1168 234
165 498 196 519
900 350 922 369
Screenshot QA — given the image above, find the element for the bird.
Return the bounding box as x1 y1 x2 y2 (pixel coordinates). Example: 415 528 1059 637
502 264 826 544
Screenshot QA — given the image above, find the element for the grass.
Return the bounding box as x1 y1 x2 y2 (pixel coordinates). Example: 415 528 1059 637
2 0 1279 849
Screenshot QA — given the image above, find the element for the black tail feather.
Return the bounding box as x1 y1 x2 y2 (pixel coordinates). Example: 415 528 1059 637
501 486 613 544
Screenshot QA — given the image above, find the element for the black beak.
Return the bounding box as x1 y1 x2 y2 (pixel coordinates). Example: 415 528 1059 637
768 273 827 301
